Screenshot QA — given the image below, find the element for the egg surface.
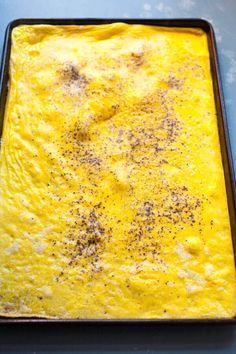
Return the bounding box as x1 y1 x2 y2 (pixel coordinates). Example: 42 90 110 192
0 23 235 319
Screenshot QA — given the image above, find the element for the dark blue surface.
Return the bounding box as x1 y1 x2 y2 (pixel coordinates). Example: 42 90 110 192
0 0 236 353
0 324 235 353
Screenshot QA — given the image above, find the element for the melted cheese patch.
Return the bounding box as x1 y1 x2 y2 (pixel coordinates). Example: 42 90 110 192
0 23 235 319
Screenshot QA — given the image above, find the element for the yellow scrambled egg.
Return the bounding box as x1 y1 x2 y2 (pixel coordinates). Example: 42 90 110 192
0 23 235 319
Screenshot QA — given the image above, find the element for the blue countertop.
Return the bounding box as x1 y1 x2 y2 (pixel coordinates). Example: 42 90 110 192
0 0 236 353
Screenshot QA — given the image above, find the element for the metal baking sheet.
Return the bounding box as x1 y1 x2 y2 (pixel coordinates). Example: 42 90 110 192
0 18 235 324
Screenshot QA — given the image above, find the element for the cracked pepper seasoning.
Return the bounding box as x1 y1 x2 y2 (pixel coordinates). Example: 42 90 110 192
0 23 235 319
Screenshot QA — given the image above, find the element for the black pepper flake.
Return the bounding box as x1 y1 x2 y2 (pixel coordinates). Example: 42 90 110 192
166 75 185 90
60 63 88 92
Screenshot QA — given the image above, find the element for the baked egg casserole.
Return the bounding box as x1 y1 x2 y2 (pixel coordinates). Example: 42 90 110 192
0 23 235 319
